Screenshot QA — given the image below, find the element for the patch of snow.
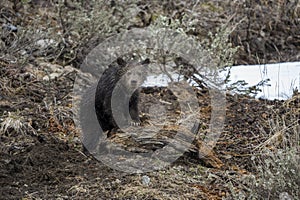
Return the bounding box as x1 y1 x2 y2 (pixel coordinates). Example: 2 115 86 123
223 62 300 100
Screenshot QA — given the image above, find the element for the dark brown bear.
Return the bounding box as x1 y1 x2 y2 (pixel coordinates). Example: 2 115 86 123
95 58 149 133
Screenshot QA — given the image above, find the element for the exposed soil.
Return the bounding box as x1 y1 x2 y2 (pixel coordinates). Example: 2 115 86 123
0 0 299 199
0 60 298 199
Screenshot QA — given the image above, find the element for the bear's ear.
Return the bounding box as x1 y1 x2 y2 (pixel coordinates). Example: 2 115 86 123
140 58 150 65
116 57 127 67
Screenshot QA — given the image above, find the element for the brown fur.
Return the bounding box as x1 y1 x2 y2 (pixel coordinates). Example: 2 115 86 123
95 58 149 132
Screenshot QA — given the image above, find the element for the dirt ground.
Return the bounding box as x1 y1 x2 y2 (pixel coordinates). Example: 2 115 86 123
0 0 299 199
0 61 298 199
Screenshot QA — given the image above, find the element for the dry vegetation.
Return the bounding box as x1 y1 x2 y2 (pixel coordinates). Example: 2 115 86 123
0 0 299 199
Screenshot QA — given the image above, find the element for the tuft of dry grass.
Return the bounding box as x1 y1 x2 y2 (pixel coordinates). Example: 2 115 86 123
0 111 35 135
240 106 299 199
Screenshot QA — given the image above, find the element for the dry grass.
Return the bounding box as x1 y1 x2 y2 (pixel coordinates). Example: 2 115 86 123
0 1 299 199
232 99 300 199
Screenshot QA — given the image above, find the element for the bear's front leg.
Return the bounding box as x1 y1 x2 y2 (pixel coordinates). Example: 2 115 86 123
129 92 141 126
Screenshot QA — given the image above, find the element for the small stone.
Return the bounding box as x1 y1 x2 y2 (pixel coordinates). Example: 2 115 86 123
2 24 17 32
43 72 61 81
279 192 293 200
141 175 150 186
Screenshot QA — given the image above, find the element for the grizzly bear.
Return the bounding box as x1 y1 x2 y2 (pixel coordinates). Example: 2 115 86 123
95 58 149 133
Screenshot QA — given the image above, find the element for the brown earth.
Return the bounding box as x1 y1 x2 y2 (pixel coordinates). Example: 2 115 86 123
0 61 298 199
0 0 299 199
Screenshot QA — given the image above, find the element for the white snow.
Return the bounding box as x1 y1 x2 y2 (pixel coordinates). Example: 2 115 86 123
223 62 300 100
142 62 300 100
